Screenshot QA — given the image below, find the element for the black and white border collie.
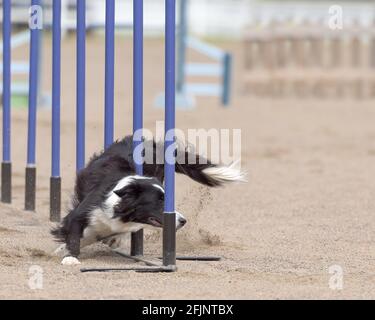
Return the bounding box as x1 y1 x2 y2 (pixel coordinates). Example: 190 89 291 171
52 136 245 265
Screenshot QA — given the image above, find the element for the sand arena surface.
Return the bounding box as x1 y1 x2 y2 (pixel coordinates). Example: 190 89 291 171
0 36 374 299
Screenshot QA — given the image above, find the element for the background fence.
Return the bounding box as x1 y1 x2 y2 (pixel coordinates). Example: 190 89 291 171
243 20 375 99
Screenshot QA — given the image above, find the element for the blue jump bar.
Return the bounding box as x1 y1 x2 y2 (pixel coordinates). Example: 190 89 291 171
133 0 144 175
186 37 226 61
27 0 41 166
52 0 61 177
185 63 222 77
0 63 29 74
76 0 86 171
0 30 29 53
105 0 115 149
164 0 176 214
2 0 11 163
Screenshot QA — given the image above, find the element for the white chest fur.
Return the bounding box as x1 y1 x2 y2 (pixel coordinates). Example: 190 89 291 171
82 207 146 246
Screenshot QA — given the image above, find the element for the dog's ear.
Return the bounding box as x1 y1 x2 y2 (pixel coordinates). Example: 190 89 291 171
114 184 142 198
113 187 126 198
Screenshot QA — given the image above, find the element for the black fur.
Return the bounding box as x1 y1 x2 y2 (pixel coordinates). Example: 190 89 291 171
52 135 227 258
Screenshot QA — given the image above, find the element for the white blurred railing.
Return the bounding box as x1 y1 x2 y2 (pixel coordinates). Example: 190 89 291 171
1 0 375 38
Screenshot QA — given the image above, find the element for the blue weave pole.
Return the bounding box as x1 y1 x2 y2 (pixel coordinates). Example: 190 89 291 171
104 0 115 149
76 0 86 172
163 0 177 267
27 0 41 167
165 0 176 215
52 0 61 178
131 0 144 257
50 0 62 221
25 0 42 211
176 0 187 93
1 0 12 203
133 0 143 176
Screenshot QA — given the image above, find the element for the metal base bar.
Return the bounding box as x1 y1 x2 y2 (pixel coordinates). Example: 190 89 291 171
80 252 220 274
1 162 12 203
80 249 177 273
50 176 61 222
81 266 176 273
131 229 144 256
160 256 221 262
25 166 36 211
163 212 176 267
115 250 159 267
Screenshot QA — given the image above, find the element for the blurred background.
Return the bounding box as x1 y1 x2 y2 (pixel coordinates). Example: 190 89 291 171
6 0 375 37
1 1 375 300
3 0 375 107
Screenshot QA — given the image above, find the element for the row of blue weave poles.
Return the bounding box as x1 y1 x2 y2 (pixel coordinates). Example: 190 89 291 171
1 0 177 267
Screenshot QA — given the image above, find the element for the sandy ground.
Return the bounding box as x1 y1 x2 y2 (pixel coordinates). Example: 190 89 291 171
0 35 375 300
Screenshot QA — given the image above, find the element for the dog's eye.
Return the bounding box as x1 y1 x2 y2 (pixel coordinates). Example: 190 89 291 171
159 194 164 201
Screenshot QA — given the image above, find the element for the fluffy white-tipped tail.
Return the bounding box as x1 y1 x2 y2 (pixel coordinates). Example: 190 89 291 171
202 160 247 185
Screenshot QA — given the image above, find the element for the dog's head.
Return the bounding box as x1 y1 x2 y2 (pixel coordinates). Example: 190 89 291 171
109 176 186 230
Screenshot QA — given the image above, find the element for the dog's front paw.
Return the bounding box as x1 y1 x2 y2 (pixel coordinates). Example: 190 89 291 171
61 256 81 266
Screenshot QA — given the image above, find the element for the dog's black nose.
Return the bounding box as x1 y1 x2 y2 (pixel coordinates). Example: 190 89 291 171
178 217 187 226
